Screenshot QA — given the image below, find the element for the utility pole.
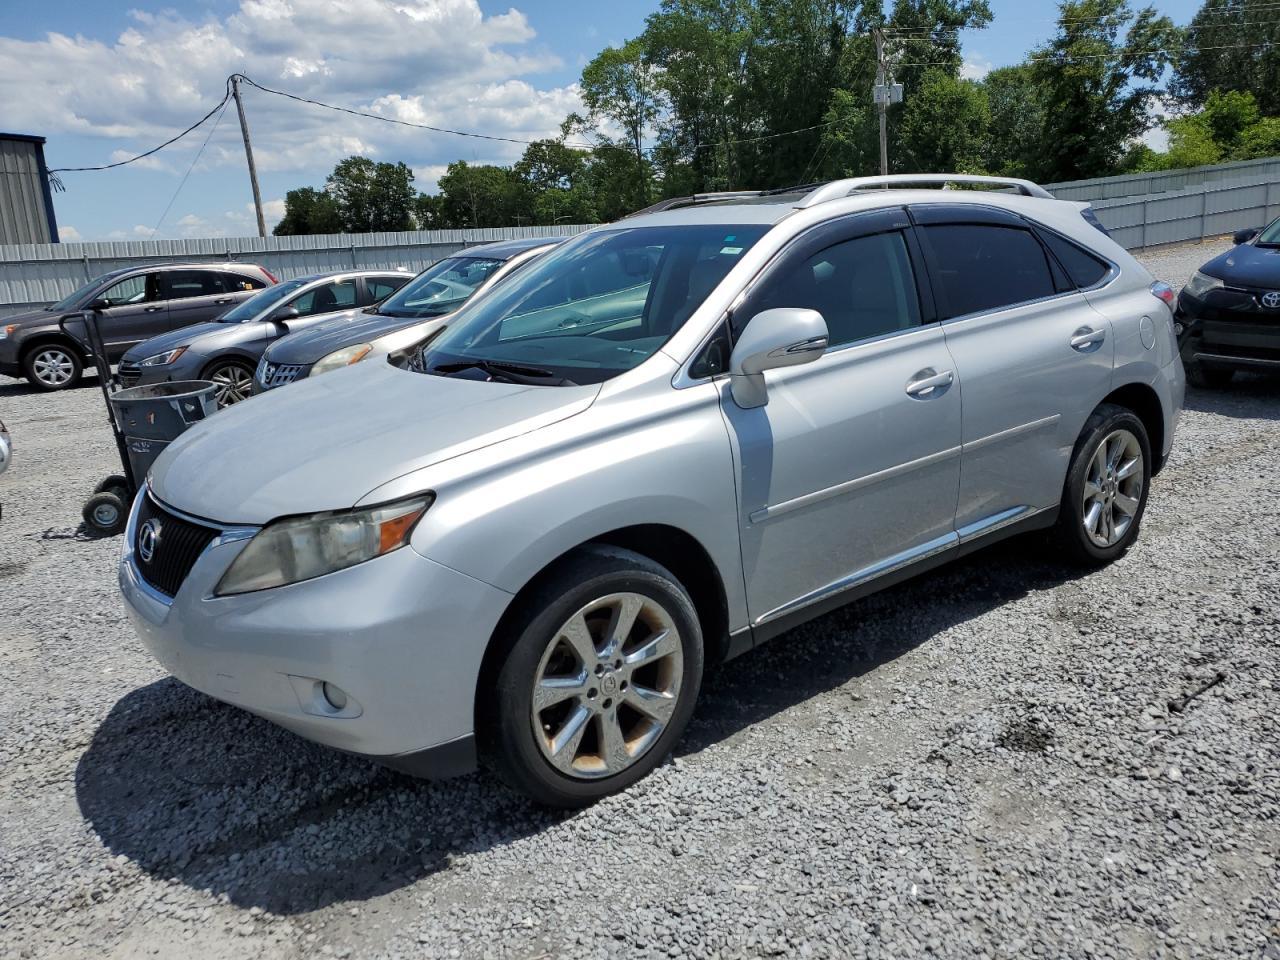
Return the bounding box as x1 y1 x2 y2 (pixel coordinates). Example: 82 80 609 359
874 29 888 177
231 75 267 238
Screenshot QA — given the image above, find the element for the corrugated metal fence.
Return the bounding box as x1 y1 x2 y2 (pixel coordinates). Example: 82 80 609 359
0 224 592 315
1086 175 1280 249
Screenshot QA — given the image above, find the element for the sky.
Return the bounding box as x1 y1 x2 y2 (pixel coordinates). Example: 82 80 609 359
0 0 1203 242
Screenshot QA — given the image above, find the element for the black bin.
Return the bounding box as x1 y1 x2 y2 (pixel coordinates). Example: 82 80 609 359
107 380 219 482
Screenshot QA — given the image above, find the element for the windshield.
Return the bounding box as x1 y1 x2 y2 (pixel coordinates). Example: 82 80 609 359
1257 218 1280 246
49 275 115 312
376 256 504 318
419 224 769 386
219 279 305 322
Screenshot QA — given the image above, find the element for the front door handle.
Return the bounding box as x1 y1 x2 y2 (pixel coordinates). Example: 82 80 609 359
1070 326 1106 351
213 297 233 305
143 306 164 313
905 368 954 398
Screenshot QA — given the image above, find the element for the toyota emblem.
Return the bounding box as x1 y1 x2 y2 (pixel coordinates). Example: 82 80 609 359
1263 291 1280 309
138 518 162 563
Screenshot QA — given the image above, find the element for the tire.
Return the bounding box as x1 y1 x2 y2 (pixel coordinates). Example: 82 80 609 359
203 360 255 408
484 545 704 808
94 474 133 503
1185 359 1233 389
23 342 83 391
82 491 127 537
1052 403 1152 567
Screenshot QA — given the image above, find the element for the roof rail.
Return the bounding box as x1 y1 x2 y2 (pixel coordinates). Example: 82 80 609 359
797 174 1055 207
623 191 768 218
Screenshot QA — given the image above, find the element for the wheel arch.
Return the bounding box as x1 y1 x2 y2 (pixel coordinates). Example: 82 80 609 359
1100 380 1165 474
200 352 258 377
474 523 732 738
19 331 88 362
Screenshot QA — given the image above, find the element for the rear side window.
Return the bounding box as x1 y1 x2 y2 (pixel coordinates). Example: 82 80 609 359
368 277 408 301
750 231 922 348
221 271 267 292
291 279 358 317
922 224 1056 319
161 270 224 300
1039 231 1110 289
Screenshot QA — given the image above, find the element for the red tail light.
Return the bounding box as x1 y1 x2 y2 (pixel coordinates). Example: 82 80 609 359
1150 281 1175 307
262 268 279 284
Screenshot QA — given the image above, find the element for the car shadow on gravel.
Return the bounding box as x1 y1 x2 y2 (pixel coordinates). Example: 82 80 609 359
0 373 102 397
1183 371 1280 419
75 535 1088 916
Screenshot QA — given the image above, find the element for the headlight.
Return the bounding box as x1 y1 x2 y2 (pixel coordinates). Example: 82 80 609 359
139 346 188 366
311 343 372 377
214 494 433 596
1183 271 1223 300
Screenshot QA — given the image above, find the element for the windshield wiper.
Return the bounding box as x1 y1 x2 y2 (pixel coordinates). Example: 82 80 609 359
431 359 577 386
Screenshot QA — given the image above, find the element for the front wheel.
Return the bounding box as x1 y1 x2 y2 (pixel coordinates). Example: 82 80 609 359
23 343 83 391
486 546 704 807
204 360 255 408
1052 403 1152 566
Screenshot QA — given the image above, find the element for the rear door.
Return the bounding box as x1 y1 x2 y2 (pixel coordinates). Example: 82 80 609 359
912 204 1115 537
93 271 167 357
162 269 238 330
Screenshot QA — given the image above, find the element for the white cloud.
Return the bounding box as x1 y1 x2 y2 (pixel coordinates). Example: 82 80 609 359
59 225 82 241
960 54 992 81
1 0 579 179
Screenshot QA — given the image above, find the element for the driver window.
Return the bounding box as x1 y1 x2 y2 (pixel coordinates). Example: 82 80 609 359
99 273 156 307
291 280 357 317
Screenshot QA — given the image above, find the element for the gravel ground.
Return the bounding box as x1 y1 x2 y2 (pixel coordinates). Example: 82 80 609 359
1 237 1277 960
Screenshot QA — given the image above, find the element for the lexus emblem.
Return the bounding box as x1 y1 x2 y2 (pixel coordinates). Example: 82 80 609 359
138 518 162 564
1262 291 1280 309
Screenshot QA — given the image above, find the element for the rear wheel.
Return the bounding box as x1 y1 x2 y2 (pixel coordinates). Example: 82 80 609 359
204 360 255 408
485 546 704 807
23 343 83 391
1052 403 1151 566
1185 359 1233 389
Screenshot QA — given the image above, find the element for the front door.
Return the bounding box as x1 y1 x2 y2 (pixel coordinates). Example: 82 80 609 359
720 210 963 630
94 272 166 358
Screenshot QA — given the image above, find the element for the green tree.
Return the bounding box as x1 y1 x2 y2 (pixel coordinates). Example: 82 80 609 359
1235 117 1280 159
324 157 416 233
1029 0 1181 182
434 161 532 228
1174 0 1280 114
897 69 990 172
981 65 1047 177
579 38 662 208
272 186 343 236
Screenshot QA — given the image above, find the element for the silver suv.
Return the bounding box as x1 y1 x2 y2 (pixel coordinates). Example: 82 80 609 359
118 175 1185 807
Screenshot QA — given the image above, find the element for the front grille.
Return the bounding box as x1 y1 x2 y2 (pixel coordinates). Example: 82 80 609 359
255 356 307 390
134 495 220 597
118 361 141 387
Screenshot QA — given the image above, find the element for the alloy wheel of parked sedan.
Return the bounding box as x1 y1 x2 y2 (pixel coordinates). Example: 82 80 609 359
1081 428 1144 548
531 592 685 779
26 345 81 389
207 362 254 407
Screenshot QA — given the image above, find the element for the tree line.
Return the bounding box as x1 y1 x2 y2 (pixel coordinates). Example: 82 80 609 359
274 0 1280 235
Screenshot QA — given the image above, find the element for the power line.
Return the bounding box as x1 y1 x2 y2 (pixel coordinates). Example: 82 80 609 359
48 82 232 174
149 97 231 239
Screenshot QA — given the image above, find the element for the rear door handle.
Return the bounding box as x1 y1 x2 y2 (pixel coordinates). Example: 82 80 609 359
143 306 164 313
213 297 233 305
905 368 954 398
1070 326 1106 351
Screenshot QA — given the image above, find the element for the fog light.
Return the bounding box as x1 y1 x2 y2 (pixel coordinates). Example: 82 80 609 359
321 682 348 711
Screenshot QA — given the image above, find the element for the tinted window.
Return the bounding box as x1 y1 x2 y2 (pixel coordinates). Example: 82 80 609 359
221 271 267 292
752 231 922 347
378 257 505 319
1040 231 1110 289
922 224 1056 319
421 224 768 385
161 270 223 300
368 277 407 301
291 280 357 317
99 273 155 306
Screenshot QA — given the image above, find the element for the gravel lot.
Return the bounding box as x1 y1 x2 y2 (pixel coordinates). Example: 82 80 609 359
1 237 1277 960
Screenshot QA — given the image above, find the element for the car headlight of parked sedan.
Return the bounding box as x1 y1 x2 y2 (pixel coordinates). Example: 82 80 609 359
139 346 189 367
214 494 433 595
310 343 373 378
1183 271 1224 300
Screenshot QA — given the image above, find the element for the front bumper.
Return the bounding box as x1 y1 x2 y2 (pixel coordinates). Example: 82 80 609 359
1177 290 1280 371
117 491 513 773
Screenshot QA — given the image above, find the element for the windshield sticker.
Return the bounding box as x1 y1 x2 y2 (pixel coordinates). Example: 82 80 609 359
720 246 744 255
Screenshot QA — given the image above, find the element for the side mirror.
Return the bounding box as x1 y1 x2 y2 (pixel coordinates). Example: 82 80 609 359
729 307 828 409
87 298 109 312
271 305 301 324
1233 227 1259 245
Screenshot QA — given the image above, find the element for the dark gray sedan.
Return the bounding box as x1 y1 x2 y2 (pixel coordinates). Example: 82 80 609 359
119 270 410 406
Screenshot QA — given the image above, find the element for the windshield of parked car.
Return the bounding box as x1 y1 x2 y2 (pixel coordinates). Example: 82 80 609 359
48 275 116 312
419 224 769 386
218 279 306 322
1256 218 1280 246
375 256 504 318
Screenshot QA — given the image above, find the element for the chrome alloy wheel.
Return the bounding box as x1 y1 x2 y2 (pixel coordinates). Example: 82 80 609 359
32 347 76 386
209 364 253 407
531 592 684 780
1082 428 1143 548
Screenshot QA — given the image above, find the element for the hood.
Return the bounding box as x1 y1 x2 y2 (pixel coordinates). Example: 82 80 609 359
265 309 421 365
1 307 60 329
149 359 600 525
122 322 229 361
1202 242 1280 289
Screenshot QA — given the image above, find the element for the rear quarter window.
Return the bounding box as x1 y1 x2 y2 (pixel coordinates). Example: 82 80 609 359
1039 231 1111 289
222 271 267 292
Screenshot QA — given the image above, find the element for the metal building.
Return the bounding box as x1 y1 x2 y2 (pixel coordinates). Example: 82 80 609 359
0 133 59 244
